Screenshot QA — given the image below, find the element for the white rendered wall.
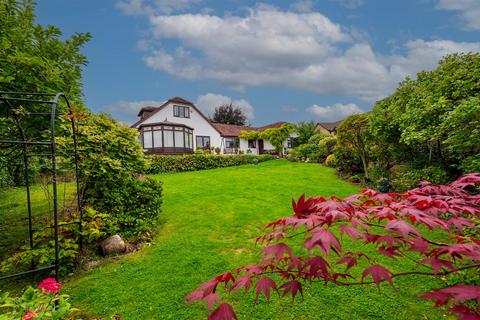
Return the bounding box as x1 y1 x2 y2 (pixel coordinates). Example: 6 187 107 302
140 102 222 150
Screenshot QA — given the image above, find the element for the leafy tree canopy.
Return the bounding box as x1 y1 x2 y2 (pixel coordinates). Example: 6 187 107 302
295 121 317 145
211 103 247 126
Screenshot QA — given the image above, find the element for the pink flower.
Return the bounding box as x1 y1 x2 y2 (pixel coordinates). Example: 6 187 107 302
38 278 63 293
22 311 39 320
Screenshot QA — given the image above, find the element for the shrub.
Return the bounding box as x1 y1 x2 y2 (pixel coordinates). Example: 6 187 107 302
146 154 275 174
461 155 480 174
324 154 337 167
291 144 321 162
188 174 480 320
307 133 327 145
390 164 449 193
0 207 110 275
333 145 363 176
0 278 78 319
317 136 337 162
84 176 163 240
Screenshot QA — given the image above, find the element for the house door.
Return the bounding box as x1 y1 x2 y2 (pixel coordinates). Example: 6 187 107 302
258 139 264 154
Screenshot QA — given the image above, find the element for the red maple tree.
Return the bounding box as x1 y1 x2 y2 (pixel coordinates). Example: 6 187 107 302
187 174 480 320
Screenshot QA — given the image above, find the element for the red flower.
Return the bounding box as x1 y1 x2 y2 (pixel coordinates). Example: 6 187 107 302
22 311 39 320
38 278 63 293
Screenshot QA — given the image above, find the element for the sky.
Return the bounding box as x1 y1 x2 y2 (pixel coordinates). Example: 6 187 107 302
35 0 480 126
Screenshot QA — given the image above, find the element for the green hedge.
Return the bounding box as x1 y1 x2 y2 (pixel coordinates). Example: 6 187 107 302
146 154 275 174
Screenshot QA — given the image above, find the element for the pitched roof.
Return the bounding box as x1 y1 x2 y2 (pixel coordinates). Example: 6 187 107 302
130 97 221 135
255 121 290 131
137 106 157 117
211 123 255 136
317 120 343 132
211 121 291 137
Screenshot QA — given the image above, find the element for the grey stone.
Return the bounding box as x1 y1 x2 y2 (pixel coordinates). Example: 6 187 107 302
101 235 126 256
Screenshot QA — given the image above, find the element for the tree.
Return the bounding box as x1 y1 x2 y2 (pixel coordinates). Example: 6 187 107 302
187 174 480 320
369 53 480 175
260 124 294 156
337 114 371 179
295 121 317 145
0 0 91 186
212 103 247 126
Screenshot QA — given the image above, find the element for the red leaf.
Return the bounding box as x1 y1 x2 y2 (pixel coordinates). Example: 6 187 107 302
204 293 221 312
420 284 480 307
255 276 278 302
215 272 235 286
378 245 401 259
418 257 454 273
262 243 292 262
306 255 330 279
385 219 420 238
208 303 238 320
305 228 342 255
337 256 357 271
231 275 252 293
340 224 364 241
280 280 303 300
361 264 393 288
441 284 480 304
449 305 480 320
407 238 430 253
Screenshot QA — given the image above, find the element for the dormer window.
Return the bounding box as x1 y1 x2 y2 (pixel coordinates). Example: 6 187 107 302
173 105 190 118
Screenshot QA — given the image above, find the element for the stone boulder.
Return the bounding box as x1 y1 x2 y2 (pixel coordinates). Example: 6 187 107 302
101 235 126 256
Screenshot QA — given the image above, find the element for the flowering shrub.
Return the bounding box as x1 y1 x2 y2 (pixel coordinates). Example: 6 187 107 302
187 173 480 319
0 278 78 319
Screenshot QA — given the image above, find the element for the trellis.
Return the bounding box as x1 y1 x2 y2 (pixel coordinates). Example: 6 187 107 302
0 92 82 280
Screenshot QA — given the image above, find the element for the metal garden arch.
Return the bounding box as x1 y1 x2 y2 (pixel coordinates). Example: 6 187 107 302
0 92 82 281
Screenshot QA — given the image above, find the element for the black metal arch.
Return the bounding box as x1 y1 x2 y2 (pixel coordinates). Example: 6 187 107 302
0 92 82 281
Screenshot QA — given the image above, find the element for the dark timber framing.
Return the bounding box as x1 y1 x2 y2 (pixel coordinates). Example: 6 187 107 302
139 122 194 155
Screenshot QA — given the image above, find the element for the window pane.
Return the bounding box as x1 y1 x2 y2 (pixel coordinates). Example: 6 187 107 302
174 131 184 147
189 133 193 148
143 132 152 148
173 106 179 117
164 130 174 147
153 131 162 148
196 136 202 147
185 107 190 118
143 126 152 131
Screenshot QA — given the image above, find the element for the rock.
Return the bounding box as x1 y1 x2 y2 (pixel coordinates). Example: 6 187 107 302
101 235 126 256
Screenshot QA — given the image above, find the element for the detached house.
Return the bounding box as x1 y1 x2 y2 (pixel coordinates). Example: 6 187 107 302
315 120 343 136
131 97 296 155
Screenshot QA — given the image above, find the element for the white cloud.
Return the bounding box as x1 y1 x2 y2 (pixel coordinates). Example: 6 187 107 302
436 0 480 30
104 99 164 123
290 0 315 13
329 0 364 9
116 0 200 16
195 93 255 120
306 103 362 121
129 5 480 103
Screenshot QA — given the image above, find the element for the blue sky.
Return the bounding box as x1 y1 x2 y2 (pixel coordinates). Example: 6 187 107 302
36 0 480 125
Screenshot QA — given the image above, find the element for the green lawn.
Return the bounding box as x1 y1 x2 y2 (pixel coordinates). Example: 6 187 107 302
65 160 444 320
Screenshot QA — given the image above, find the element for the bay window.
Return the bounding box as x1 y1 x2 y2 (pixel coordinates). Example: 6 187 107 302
140 123 194 154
